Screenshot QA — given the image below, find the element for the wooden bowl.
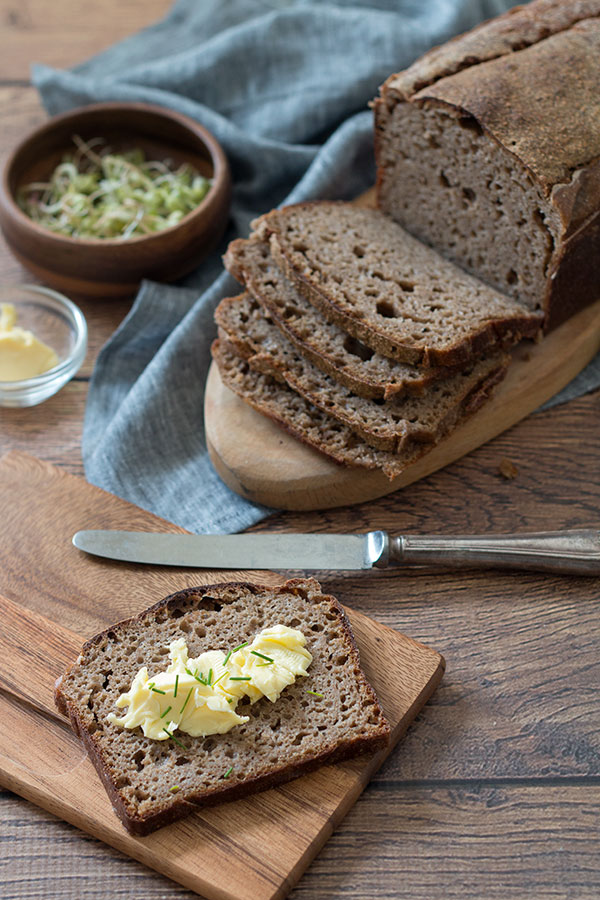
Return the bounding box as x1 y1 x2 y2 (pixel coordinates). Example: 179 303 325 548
0 102 231 299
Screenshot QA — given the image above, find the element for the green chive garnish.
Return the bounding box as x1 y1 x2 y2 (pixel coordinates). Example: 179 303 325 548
180 687 193 715
306 690 324 698
224 641 248 666
223 766 233 779
173 674 179 698
207 668 213 686
160 705 172 719
150 686 166 695
212 671 227 687
226 698 234 704
163 728 187 751
169 785 180 794
251 650 274 663
229 676 252 681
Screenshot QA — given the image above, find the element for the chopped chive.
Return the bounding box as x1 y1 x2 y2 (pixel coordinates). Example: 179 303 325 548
163 727 187 751
150 686 166 695
148 682 155 689
226 698 234 704
224 641 248 666
222 766 233 779
251 650 274 663
212 671 227 687
160 705 172 719
180 687 193 715
208 668 213 686
173 674 179 698
306 690 324 698
169 785 180 794
229 676 252 682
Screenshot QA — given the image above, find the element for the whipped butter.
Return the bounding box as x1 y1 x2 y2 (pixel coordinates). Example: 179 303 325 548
108 625 312 741
0 303 59 381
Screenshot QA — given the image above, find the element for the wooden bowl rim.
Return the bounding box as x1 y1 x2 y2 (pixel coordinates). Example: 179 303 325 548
0 101 231 249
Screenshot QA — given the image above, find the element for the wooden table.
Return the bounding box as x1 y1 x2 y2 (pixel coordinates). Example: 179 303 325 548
1 4 599 898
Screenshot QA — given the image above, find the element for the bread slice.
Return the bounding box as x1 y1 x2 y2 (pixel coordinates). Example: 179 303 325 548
212 339 429 479
55 578 390 836
216 293 509 452
253 202 542 366
223 236 452 400
375 0 600 329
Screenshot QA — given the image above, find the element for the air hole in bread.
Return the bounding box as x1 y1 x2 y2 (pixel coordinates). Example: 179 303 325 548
353 245 365 258
462 187 476 203
342 335 374 362
175 756 190 766
199 597 223 613
398 280 415 292
506 269 518 285
439 171 450 188
133 750 145 772
376 300 397 319
458 115 483 137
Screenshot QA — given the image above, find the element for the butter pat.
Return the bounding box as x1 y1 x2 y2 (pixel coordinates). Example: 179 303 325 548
108 626 312 741
0 303 59 381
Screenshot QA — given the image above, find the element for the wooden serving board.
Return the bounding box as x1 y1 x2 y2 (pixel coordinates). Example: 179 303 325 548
205 297 600 510
0 451 444 900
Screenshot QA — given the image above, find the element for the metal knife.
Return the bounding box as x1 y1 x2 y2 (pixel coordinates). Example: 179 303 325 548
72 529 600 575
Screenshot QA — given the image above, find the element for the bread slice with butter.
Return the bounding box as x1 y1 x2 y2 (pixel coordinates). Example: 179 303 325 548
54 578 390 836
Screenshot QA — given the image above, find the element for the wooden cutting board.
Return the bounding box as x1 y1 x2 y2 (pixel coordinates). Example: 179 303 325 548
205 289 600 511
0 451 444 900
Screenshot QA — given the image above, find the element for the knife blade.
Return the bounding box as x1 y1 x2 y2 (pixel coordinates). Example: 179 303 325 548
72 529 600 574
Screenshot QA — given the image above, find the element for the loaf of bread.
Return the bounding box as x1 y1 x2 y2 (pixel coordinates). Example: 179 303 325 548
216 292 508 452
224 236 452 400
375 0 600 329
55 579 390 835
253 202 541 366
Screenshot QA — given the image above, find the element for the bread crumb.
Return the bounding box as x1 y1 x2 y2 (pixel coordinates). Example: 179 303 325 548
498 458 518 480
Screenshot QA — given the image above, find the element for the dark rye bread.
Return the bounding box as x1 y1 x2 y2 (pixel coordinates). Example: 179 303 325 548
212 339 430 479
216 292 509 452
224 235 453 400
253 202 542 366
55 578 390 836
375 0 600 329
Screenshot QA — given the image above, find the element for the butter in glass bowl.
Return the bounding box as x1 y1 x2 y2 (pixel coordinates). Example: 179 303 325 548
0 284 87 407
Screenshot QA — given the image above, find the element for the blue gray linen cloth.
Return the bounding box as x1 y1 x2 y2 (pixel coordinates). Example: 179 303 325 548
33 0 599 533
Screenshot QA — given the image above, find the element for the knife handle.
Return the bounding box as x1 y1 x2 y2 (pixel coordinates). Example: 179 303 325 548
386 529 600 575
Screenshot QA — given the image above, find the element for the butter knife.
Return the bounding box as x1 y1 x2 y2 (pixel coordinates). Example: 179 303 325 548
72 529 600 575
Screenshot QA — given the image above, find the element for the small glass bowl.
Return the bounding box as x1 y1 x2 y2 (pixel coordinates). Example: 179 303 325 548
0 284 87 407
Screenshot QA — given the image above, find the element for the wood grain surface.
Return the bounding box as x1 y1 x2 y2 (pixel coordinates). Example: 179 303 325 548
1 3 600 899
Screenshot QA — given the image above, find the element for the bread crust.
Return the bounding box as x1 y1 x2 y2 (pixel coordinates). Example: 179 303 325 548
55 579 391 835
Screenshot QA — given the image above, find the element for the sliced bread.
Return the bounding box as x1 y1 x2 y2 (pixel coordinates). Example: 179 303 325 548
216 292 509 452
212 339 429 479
253 202 542 366
55 578 390 836
224 235 452 399
375 0 600 329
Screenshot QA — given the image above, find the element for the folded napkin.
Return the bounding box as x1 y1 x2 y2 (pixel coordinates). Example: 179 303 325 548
33 0 599 533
